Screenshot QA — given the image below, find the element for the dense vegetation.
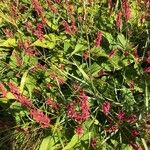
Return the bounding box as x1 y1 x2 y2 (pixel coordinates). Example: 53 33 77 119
0 0 149 149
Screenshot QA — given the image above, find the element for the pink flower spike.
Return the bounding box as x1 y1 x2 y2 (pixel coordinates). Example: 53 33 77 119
117 112 125 120
30 109 50 128
95 31 102 48
122 0 131 22
17 95 34 108
32 0 43 16
33 23 44 40
75 125 84 135
3 28 13 38
46 0 58 14
83 50 89 61
105 124 118 133
67 91 90 123
108 49 117 59
91 138 97 148
102 101 111 115
46 98 60 110
7 82 20 95
116 11 122 31
61 20 77 35
18 40 37 56
145 66 150 73
147 56 150 63
130 142 143 150
126 114 138 124
131 129 140 137
0 83 7 97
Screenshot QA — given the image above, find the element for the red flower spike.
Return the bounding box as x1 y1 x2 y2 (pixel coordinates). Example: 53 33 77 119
46 98 60 110
130 142 143 150
147 57 150 63
30 109 50 128
117 112 126 121
124 50 129 57
46 83 53 89
145 66 150 73
55 0 61 3
61 20 77 35
108 49 117 59
17 95 34 108
36 63 48 72
67 91 90 123
67 102 77 119
79 92 90 120
32 0 43 16
105 124 118 133
24 21 33 33
0 83 7 97
7 82 20 95
14 52 23 66
122 0 131 22
98 69 108 78
71 22 77 33
61 20 72 34
66 3 74 16
46 0 58 14
83 50 89 61
116 11 122 31
33 23 44 40
10 3 18 19
57 77 65 84
18 40 37 56
102 101 111 115
131 129 140 137
140 15 145 24
91 138 97 148
7 82 34 109
95 31 102 48
3 28 13 38
75 125 84 135
126 114 138 124
146 51 150 63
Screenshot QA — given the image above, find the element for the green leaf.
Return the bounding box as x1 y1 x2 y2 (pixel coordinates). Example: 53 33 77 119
39 136 52 150
71 43 86 56
25 75 36 98
20 69 29 94
6 92 15 99
87 63 101 77
0 38 16 47
91 47 107 58
117 34 127 49
62 134 79 150
0 11 17 27
102 31 114 44
46 17 59 31
109 51 123 70
32 34 57 49
73 61 90 81
64 41 71 52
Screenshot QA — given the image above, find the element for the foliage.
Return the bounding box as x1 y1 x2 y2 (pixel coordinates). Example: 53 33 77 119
0 0 150 149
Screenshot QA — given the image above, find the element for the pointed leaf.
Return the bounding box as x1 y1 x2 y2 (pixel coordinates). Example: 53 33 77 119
62 134 79 150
